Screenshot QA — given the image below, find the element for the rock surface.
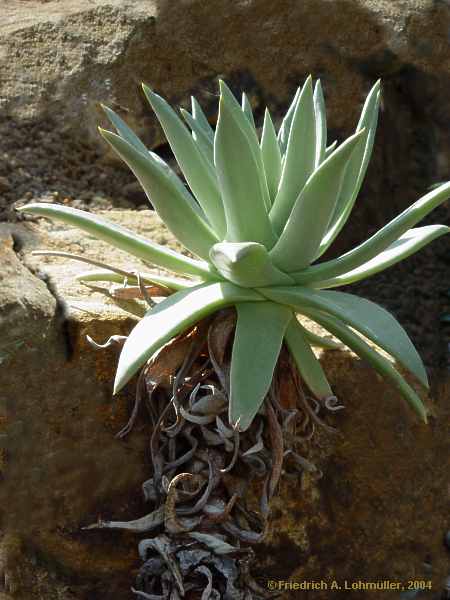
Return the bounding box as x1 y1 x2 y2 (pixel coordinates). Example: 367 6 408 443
2 0 450 146
2 0 450 245
1 210 449 598
263 369 450 600
0 214 152 598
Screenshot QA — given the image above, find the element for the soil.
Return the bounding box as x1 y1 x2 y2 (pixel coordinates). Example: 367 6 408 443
0 116 146 220
1 114 449 375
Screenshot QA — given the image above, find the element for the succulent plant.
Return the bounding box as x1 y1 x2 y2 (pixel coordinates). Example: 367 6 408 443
19 76 450 432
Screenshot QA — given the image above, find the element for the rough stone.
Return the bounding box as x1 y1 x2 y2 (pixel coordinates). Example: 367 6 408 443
2 1 450 247
1 210 449 598
2 1 450 141
0 212 173 598
260 366 450 600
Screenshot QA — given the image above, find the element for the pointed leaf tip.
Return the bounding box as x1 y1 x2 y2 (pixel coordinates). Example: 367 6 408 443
17 202 214 278
142 81 226 237
270 128 365 272
270 76 318 233
100 128 219 260
315 80 381 258
215 88 275 246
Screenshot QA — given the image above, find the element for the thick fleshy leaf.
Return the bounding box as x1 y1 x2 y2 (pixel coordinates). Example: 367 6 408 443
142 84 226 237
313 80 327 167
277 86 301 156
214 85 276 247
209 242 295 287
217 81 271 212
258 286 429 388
229 302 292 430
241 92 256 129
293 181 450 285
284 319 333 399
316 80 381 258
313 225 450 288
270 129 365 272
31 251 183 295
76 269 194 290
302 308 428 422
31 249 132 277
302 328 343 350
270 76 317 234
261 108 282 202
102 105 206 218
114 282 264 393
191 96 214 140
99 129 219 261
324 140 337 158
17 203 215 279
101 105 149 155
180 107 214 166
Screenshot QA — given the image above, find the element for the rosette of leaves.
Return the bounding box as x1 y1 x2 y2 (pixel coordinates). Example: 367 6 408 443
19 76 450 433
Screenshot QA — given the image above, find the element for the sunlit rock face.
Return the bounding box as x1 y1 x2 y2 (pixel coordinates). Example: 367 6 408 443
1 211 448 598
2 1 450 245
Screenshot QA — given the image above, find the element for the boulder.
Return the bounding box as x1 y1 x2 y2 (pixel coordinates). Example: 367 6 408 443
1 210 449 598
2 0 450 141
262 367 450 600
2 1 450 246
0 212 165 598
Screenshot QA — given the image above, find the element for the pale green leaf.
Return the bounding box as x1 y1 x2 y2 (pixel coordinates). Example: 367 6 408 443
191 96 214 140
277 86 301 155
31 250 188 294
293 181 450 285
214 85 276 247
324 140 337 158
316 80 381 258
313 225 450 288
218 81 271 212
229 302 292 430
302 308 428 422
284 319 333 399
313 80 327 167
258 286 429 388
302 328 343 350
102 106 206 218
241 92 256 129
270 76 317 234
76 269 193 290
180 107 214 166
17 203 216 279
270 129 365 272
209 241 295 287
142 84 226 237
114 282 264 393
31 249 133 278
99 129 219 261
102 104 149 155
261 108 282 202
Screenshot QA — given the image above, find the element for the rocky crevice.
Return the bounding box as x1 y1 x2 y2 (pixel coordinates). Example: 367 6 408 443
12 232 75 361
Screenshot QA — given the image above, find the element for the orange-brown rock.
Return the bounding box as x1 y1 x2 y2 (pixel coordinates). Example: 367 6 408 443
1 211 448 598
